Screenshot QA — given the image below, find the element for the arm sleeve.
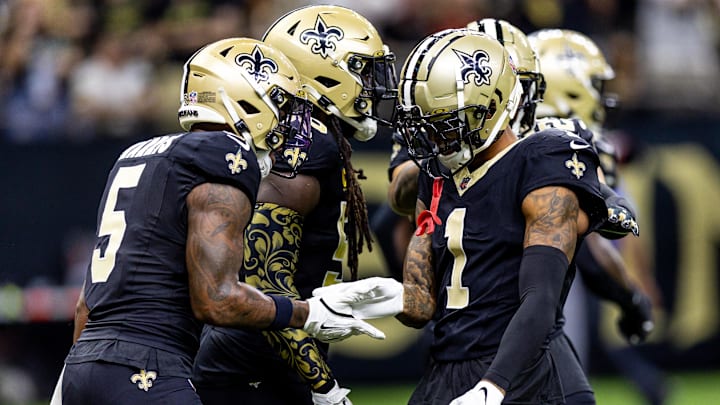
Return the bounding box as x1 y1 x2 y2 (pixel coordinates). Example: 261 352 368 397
483 245 568 390
575 237 636 309
242 203 336 393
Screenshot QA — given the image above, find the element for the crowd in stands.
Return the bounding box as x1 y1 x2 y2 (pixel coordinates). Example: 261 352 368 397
1 0 718 144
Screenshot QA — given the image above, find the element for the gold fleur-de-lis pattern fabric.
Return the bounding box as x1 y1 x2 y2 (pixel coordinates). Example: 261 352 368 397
242 202 335 392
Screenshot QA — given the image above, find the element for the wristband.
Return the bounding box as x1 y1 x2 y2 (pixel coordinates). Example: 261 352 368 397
268 295 293 330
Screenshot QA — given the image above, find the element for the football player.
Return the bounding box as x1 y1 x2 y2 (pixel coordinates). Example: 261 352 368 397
50 37 388 404
348 22 650 405
191 6 397 405
530 28 662 404
324 28 607 404
398 30 606 404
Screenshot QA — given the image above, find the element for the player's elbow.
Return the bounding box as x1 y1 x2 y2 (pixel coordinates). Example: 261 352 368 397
190 294 231 325
396 313 431 329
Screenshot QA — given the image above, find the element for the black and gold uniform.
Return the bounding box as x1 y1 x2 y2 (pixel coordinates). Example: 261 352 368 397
62 131 260 402
410 130 606 404
192 123 346 404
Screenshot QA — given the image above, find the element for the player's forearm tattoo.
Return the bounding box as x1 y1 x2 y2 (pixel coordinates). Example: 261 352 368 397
187 183 277 328
523 186 579 257
397 232 436 328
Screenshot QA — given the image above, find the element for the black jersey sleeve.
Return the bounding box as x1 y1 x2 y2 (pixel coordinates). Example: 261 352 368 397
518 132 607 232
174 131 261 206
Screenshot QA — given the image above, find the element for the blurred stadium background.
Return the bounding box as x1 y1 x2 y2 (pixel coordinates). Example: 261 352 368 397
1 0 720 403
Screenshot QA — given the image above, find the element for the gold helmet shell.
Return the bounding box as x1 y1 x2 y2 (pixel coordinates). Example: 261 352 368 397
396 29 522 172
263 5 397 128
528 29 615 132
466 18 546 135
178 37 308 152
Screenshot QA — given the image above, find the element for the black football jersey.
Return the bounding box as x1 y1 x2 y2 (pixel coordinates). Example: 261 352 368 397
67 131 260 377
272 119 346 297
417 131 606 362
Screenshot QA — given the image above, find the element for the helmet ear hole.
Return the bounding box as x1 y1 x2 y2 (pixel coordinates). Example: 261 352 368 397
315 76 341 89
238 100 260 115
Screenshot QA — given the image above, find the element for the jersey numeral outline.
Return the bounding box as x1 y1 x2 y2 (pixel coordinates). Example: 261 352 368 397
332 201 348 263
90 164 146 283
445 208 469 309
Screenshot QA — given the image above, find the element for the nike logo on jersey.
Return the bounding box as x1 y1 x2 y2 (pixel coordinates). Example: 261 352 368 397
570 140 591 150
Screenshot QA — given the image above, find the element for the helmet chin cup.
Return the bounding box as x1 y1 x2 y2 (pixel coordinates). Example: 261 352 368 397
256 150 273 178
351 116 377 141
438 146 473 173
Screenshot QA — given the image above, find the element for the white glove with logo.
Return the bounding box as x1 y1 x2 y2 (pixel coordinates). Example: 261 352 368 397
304 292 386 343
312 277 404 319
312 381 353 405
449 381 505 405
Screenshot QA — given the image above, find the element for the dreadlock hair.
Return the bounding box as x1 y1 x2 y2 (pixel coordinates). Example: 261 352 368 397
327 116 374 281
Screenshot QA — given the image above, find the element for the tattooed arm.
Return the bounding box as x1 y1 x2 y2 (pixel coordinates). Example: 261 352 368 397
186 182 309 329
388 160 420 217
396 199 436 328
483 186 584 392
522 185 586 253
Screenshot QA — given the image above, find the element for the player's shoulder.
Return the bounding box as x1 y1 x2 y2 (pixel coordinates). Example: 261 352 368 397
523 124 594 155
533 117 595 143
294 118 340 173
174 130 261 181
177 130 253 153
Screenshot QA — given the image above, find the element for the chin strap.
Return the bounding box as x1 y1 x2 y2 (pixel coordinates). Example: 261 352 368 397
415 177 444 235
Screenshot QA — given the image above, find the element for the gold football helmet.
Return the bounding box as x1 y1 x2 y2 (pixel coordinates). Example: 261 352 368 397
396 29 522 173
466 18 545 136
528 29 615 133
263 5 397 141
178 37 313 163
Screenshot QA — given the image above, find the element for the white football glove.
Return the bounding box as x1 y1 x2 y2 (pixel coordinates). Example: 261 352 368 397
312 381 353 405
312 277 404 319
304 294 385 343
449 380 505 405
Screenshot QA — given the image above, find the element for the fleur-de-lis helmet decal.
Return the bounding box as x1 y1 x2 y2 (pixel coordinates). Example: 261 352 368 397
300 16 344 58
453 49 493 86
235 45 279 84
264 5 398 140
396 29 523 174
178 37 314 177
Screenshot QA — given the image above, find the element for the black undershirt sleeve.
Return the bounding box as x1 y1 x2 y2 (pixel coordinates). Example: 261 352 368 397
483 245 569 391
575 241 635 309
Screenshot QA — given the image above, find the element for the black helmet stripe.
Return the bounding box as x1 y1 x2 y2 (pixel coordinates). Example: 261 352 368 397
401 30 461 106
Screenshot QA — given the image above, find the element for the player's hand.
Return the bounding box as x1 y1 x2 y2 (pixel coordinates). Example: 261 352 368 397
449 380 504 405
607 204 639 236
312 277 404 319
303 295 385 343
312 381 353 405
618 290 654 345
598 195 639 239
